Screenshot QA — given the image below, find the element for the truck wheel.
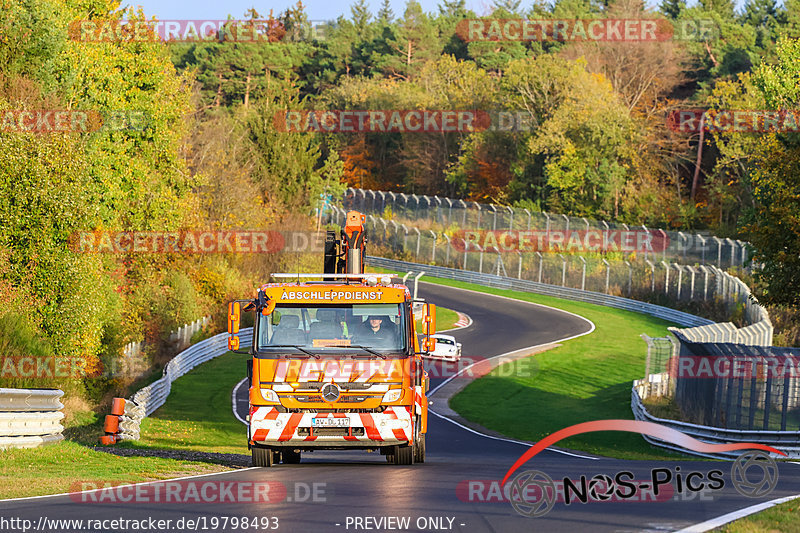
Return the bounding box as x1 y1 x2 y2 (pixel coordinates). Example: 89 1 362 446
394 444 414 465
414 434 426 463
283 449 301 464
252 446 274 467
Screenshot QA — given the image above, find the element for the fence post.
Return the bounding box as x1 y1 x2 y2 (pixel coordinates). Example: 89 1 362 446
645 259 655 292
661 260 670 294
696 234 706 265
712 236 722 267
686 265 696 300
726 238 736 269
413 227 421 259
698 265 709 300
444 234 451 265
474 202 482 228
625 261 632 296
459 200 467 226
602 259 610 294
673 263 683 299
489 204 497 230
536 251 543 283
579 256 587 291
478 244 485 273
517 250 523 279
559 254 567 287
429 230 437 263
524 208 531 231
562 214 569 234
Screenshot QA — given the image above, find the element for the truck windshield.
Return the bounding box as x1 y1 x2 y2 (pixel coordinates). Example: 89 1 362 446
257 303 407 355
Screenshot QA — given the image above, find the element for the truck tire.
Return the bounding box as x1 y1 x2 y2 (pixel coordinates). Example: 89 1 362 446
252 446 274 467
414 434 426 463
414 420 425 463
394 444 414 465
282 449 301 464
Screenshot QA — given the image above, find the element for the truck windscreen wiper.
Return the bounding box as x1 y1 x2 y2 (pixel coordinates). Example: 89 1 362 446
347 345 387 359
264 345 320 359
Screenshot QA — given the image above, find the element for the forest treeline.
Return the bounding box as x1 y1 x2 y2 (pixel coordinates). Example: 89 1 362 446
1 0 799 411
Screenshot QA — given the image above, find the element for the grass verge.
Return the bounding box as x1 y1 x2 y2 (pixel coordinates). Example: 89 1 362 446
717 499 800 532
121 351 250 455
0 441 230 500
415 305 460 333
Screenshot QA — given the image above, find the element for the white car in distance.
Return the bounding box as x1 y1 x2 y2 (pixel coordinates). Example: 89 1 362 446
426 334 462 361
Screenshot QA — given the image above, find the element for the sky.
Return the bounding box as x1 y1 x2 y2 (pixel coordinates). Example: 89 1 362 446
122 0 682 22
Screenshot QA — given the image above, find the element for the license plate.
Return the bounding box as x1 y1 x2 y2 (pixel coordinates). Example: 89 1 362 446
312 417 350 428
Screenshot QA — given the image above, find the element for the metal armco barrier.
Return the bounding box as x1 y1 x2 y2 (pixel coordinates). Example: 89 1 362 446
121 329 253 440
631 386 800 459
0 388 64 450
366 256 714 328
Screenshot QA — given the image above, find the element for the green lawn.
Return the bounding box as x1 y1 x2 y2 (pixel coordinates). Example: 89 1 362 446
717 498 800 533
415 305 460 333
0 440 230 500
123 351 250 455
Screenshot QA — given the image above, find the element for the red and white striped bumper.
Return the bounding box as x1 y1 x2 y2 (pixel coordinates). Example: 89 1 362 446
250 406 413 446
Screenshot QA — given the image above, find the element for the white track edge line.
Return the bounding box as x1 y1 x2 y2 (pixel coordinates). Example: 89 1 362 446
674 493 800 532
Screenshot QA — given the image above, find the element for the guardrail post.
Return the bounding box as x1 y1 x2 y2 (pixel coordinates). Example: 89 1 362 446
602 259 610 294
661 260 670 294
579 256 587 291
559 254 567 287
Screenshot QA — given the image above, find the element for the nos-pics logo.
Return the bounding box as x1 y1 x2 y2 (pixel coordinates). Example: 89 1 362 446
501 420 782 518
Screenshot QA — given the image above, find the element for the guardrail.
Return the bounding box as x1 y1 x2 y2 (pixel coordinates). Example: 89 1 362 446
0 388 64 450
366 256 714 328
631 386 800 459
117 329 253 441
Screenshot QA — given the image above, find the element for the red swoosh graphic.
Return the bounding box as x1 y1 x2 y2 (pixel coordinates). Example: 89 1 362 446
500 419 785 485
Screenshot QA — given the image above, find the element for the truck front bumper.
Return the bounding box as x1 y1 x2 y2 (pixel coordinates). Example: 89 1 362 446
249 406 413 446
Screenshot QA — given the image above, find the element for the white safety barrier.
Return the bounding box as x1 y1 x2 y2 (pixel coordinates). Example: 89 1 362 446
0 388 64 450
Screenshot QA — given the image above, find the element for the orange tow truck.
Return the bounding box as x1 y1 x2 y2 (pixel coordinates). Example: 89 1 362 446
227 211 438 466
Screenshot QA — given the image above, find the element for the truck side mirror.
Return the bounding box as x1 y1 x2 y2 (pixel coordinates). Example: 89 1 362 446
228 302 240 334
422 303 436 335
261 299 276 316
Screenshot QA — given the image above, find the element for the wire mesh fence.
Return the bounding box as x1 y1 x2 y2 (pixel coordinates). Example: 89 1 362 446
342 187 748 269
328 206 768 330
674 343 800 431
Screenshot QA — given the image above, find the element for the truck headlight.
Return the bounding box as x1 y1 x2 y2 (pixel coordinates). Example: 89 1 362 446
260 388 280 403
382 389 403 403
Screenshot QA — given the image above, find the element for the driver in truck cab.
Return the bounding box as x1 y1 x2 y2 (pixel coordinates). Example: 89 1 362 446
356 315 396 346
